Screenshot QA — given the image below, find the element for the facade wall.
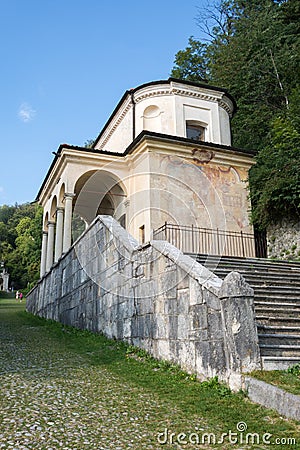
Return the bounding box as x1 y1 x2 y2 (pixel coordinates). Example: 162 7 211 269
27 216 261 389
94 80 233 153
148 151 253 235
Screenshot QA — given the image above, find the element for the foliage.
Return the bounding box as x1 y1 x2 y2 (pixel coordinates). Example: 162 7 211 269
249 90 300 227
171 0 300 228
171 37 210 82
0 203 42 289
287 363 300 377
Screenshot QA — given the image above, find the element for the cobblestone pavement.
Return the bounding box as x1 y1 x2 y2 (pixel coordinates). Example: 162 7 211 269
1 301 299 450
0 302 210 450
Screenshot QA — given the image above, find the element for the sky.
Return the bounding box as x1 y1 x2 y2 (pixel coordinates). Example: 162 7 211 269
0 0 207 206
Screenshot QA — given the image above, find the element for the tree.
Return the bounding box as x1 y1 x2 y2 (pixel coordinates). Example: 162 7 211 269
171 0 299 150
171 37 210 82
171 0 300 228
249 88 300 228
0 203 42 289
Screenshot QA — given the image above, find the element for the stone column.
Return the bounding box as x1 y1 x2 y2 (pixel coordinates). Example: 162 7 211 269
54 207 64 262
63 193 75 253
46 221 55 272
40 231 48 277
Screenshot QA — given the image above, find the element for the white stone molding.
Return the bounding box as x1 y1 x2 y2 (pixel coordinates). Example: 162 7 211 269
63 193 75 253
96 97 132 149
40 231 48 277
54 207 64 262
46 222 55 272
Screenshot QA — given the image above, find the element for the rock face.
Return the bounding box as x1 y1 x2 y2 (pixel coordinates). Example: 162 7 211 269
267 219 300 260
27 216 261 389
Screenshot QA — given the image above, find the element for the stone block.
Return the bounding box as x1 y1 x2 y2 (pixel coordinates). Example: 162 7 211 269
156 340 170 360
207 312 223 340
168 315 178 339
189 304 208 330
164 298 177 315
189 278 203 305
177 315 189 340
177 288 189 315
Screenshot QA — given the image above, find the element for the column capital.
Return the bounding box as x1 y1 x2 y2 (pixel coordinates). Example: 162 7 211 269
64 192 76 199
56 206 64 212
47 221 55 227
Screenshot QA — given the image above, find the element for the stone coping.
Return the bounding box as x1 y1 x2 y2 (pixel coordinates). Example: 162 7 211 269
244 376 300 422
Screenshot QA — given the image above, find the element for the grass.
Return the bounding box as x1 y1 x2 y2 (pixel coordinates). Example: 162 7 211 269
1 297 300 449
251 368 300 396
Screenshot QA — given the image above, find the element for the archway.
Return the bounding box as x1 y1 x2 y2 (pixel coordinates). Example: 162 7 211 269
73 169 127 233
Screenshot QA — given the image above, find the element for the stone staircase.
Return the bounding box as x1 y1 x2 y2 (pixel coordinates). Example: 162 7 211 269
188 254 300 371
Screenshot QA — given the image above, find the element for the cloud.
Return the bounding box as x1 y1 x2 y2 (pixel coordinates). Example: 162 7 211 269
18 102 36 123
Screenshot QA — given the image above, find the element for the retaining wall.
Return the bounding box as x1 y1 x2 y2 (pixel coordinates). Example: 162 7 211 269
27 216 261 389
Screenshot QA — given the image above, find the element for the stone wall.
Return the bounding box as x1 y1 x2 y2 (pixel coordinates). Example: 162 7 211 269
267 219 300 260
27 216 261 389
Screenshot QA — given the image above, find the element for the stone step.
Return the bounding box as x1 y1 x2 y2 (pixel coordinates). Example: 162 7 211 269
189 253 300 369
261 356 300 371
200 265 300 275
258 325 300 335
258 334 300 346
253 286 300 296
255 301 300 309
216 272 300 286
259 344 300 357
192 255 300 270
255 305 300 316
254 295 300 304
256 316 300 327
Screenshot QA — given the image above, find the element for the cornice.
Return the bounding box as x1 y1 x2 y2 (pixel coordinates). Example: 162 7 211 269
95 95 132 149
134 88 172 103
218 98 234 117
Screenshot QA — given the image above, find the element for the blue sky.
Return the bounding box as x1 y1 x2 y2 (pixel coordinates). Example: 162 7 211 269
0 0 207 206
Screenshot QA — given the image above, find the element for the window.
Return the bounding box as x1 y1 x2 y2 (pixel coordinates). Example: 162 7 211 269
139 225 145 244
186 123 205 141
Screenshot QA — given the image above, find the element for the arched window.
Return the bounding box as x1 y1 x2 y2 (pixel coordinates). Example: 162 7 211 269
186 121 206 141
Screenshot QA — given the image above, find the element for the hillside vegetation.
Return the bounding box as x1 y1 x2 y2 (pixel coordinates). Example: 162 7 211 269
171 0 300 229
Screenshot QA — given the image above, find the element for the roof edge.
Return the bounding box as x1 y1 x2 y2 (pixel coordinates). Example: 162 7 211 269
92 77 237 148
35 131 254 203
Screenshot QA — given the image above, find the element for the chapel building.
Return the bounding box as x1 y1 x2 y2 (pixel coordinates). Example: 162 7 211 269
36 78 256 277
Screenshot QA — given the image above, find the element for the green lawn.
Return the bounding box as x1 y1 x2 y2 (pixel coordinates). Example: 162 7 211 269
0 297 299 449
250 369 300 397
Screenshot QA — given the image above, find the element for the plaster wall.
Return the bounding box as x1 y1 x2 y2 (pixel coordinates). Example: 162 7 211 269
95 81 233 153
148 152 253 235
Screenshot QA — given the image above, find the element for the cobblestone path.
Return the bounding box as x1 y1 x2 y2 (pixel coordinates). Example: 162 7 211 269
0 301 211 450
1 300 299 450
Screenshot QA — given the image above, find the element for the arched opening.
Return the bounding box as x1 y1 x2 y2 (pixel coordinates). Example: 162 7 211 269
43 212 49 232
58 183 66 207
97 195 114 216
50 196 57 223
73 170 127 239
